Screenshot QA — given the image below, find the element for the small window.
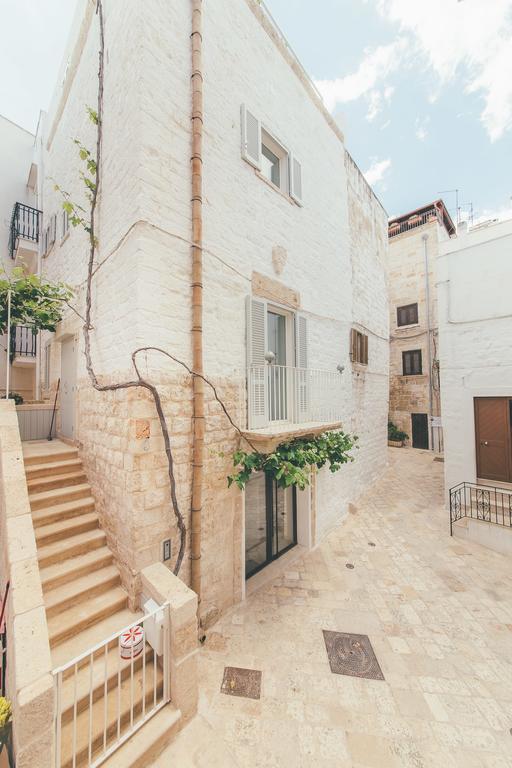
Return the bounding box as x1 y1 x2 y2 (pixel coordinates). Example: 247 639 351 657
402 349 422 376
350 329 368 365
261 130 288 192
397 303 418 327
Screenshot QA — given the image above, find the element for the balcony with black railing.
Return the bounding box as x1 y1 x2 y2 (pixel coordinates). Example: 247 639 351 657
10 325 37 365
9 202 41 266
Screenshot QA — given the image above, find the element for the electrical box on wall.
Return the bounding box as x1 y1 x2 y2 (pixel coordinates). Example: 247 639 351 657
163 539 171 562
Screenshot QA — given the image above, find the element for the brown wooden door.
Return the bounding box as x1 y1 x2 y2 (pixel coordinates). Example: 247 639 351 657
474 397 512 482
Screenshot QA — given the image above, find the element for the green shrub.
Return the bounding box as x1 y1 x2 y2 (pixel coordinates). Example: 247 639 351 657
388 420 408 442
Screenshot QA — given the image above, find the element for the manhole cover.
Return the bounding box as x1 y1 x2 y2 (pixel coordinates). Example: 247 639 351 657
322 631 385 680
346 563 355 569
221 666 262 699
368 542 376 547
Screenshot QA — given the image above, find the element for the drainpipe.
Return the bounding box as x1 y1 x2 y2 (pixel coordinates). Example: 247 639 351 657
5 289 11 399
190 0 204 598
422 233 434 450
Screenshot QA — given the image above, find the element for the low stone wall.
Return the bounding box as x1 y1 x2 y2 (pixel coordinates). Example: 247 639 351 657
0 401 54 768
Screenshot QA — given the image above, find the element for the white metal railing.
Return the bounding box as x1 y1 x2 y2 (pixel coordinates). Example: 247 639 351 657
247 364 343 430
53 602 170 768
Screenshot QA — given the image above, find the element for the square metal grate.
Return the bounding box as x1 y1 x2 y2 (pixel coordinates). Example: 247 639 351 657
221 666 262 699
322 630 385 681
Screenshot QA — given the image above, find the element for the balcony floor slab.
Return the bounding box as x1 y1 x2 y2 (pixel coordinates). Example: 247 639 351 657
241 420 343 453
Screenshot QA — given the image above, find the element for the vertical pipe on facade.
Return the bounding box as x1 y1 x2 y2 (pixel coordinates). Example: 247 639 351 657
190 0 204 597
422 233 434 450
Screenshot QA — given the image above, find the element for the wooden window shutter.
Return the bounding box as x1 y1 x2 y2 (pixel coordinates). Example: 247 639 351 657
246 296 268 428
295 314 308 369
289 154 303 205
295 313 309 420
350 328 356 361
363 334 368 365
241 105 261 170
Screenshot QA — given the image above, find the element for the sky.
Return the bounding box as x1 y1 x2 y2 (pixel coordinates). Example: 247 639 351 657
1 0 511 222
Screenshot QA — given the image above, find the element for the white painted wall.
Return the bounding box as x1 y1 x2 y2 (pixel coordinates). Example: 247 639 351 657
438 218 512 494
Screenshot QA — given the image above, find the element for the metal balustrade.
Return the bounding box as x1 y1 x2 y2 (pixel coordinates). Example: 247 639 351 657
449 481 512 535
53 602 170 768
9 202 41 259
10 324 37 361
247 364 343 430
388 208 440 238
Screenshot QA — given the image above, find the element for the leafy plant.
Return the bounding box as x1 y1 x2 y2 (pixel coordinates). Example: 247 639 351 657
0 697 11 728
0 268 73 337
4 392 24 406
388 420 408 442
228 430 358 490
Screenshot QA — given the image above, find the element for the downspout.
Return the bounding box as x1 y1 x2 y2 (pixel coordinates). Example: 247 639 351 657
190 0 204 598
422 233 434 450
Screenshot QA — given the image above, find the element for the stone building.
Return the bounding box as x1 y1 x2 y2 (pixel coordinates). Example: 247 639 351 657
387 200 455 451
1 1 389 763
0 115 40 402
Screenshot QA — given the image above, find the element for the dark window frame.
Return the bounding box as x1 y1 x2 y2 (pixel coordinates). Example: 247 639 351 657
397 303 418 327
350 329 368 365
402 349 422 376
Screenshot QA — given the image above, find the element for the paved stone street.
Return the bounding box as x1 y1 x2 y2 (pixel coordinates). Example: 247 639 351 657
156 449 512 767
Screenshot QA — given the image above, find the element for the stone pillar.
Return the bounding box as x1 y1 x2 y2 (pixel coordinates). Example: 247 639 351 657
140 563 198 722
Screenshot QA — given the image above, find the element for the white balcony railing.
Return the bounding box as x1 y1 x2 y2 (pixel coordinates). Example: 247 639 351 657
247 364 343 430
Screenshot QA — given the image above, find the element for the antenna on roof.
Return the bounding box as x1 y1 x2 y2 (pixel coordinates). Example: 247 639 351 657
439 189 461 224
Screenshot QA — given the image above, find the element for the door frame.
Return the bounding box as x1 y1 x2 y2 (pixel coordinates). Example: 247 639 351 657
245 473 297 580
474 396 512 483
59 334 77 442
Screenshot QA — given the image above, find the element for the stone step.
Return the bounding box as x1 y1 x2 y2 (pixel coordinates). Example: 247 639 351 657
58 654 164 768
25 457 83 480
48 587 128 648
45 565 121 618
41 546 114 593
32 497 96 529
38 528 106 569
51 609 142 671
35 512 99 548
23 446 79 466
27 469 88 494
29 483 92 511
102 703 181 768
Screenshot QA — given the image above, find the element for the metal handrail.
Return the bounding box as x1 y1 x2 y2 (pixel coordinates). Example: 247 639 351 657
389 208 441 238
0 581 9 697
10 324 37 361
47 378 60 441
449 480 512 535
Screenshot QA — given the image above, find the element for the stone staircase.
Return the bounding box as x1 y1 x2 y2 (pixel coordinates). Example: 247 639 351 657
23 440 177 768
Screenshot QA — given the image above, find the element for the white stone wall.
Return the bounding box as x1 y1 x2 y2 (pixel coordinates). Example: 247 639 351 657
438 219 512 495
35 0 389 616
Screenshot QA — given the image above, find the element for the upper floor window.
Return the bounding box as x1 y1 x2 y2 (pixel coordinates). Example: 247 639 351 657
402 349 422 376
397 303 418 327
241 105 302 205
350 329 368 365
61 209 70 241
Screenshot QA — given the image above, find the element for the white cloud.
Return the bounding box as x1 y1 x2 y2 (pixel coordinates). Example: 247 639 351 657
376 0 512 141
415 116 429 141
366 85 395 122
363 158 392 187
315 39 407 111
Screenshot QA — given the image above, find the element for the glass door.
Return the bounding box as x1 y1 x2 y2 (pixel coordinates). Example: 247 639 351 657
268 310 288 421
245 472 297 579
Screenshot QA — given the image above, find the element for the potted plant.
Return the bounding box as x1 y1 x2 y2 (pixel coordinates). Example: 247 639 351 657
388 420 408 447
0 697 13 768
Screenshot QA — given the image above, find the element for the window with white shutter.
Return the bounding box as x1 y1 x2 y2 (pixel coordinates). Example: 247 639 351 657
289 154 303 205
246 296 268 428
295 313 309 420
241 105 261 170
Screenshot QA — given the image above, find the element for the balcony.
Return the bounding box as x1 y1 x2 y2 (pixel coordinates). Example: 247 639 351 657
10 325 37 367
9 202 42 271
244 364 343 451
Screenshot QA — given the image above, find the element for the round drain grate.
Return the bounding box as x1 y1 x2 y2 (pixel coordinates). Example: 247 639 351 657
346 563 355 569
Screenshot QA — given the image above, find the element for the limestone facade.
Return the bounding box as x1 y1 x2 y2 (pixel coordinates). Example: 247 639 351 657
387 203 455 450
24 0 388 622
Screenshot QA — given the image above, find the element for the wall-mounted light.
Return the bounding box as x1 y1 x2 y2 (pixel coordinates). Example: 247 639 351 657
337 364 345 374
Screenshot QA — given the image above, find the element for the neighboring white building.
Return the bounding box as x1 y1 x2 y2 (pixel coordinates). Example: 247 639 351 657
438 217 512 492
0 115 40 402
21 0 390 624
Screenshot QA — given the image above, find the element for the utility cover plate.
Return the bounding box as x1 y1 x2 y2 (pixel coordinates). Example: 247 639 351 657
322 630 385 681
221 666 262 699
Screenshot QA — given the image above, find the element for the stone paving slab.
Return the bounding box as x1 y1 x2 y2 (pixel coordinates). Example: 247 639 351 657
155 449 512 767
